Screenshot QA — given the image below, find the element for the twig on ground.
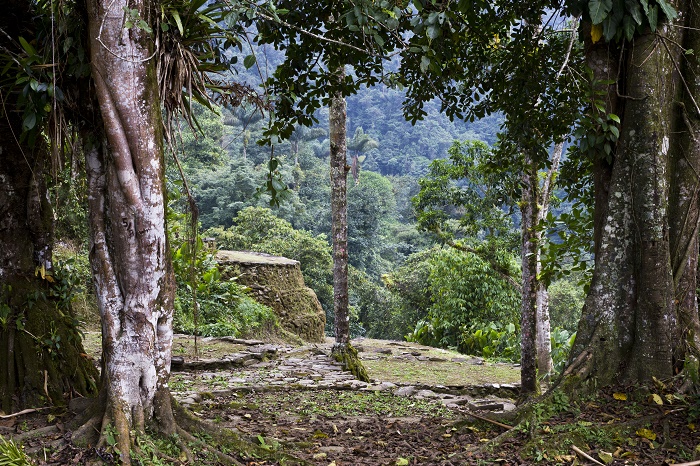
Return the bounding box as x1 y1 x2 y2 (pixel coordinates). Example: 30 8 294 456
0 407 48 419
462 410 513 430
668 460 700 466
571 445 604 466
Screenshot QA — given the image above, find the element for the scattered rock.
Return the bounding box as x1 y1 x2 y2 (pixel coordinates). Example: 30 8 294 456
394 386 416 397
169 339 519 412
220 337 265 346
414 390 440 399
468 399 505 411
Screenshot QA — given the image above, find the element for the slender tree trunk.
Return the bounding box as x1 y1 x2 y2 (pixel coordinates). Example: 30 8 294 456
330 73 350 348
535 286 551 376
329 69 368 382
535 141 563 381
81 0 176 460
520 153 540 397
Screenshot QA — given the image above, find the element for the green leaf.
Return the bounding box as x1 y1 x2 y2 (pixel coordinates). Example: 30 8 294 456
647 4 658 30
589 0 613 24
656 0 678 21
23 113 36 130
243 54 256 69
420 55 430 73
608 113 621 123
625 0 643 24
427 25 440 39
171 9 184 35
622 14 636 40
18 36 37 56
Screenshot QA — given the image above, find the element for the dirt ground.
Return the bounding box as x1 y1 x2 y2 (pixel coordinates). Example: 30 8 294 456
3 337 700 465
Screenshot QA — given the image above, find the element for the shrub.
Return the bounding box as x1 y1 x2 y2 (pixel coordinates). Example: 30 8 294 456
171 238 278 339
460 321 520 361
548 276 585 332
406 246 520 349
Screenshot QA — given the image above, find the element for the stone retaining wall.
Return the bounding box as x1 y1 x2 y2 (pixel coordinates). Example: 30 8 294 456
216 250 326 342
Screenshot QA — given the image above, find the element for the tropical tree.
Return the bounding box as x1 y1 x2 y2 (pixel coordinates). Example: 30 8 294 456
347 171 398 276
0 0 98 415
346 126 379 181
2 0 274 461
73 0 180 457
396 1 584 397
559 0 700 391
253 0 411 380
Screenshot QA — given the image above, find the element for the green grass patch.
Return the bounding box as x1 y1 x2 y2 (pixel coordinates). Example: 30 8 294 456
362 358 519 386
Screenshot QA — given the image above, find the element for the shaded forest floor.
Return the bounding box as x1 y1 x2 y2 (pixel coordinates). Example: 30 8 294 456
5 336 700 465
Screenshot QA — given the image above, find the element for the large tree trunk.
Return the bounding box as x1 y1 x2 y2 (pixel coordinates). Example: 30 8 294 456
0 0 98 414
329 69 368 382
669 5 700 382
80 0 176 460
566 12 692 389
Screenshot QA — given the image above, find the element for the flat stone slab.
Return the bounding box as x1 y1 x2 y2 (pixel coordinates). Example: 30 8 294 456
216 250 299 266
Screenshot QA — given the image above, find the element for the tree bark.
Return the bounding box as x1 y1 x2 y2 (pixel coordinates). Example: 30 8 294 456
0 0 98 413
520 153 540 397
328 69 369 382
82 0 176 460
566 11 691 389
534 141 563 381
669 4 700 380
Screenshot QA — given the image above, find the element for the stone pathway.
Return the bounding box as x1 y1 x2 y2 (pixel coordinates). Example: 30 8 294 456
171 338 518 414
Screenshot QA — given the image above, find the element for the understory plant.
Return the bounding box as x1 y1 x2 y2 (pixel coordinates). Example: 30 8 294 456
172 239 278 338
0 437 31 466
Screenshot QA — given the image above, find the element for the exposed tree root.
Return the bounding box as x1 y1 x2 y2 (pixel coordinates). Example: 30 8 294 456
68 395 303 465
331 342 370 382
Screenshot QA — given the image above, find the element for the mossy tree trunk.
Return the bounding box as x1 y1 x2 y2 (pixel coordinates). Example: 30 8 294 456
566 8 698 389
0 86 98 412
78 0 178 462
329 69 369 382
669 5 700 382
520 153 540 397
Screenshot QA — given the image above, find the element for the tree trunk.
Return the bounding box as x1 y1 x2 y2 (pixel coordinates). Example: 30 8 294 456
669 5 700 382
566 13 690 389
328 69 368 382
535 285 551 377
535 141 563 381
0 0 98 412
81 0 176 460
0 108 98 413
330 73 350 348
520 154 540 397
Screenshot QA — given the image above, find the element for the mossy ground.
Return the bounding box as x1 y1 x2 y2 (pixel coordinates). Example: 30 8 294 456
355 338 520 386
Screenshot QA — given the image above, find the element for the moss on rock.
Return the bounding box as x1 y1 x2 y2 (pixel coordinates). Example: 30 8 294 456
332 343 370 382
217 251 326 342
